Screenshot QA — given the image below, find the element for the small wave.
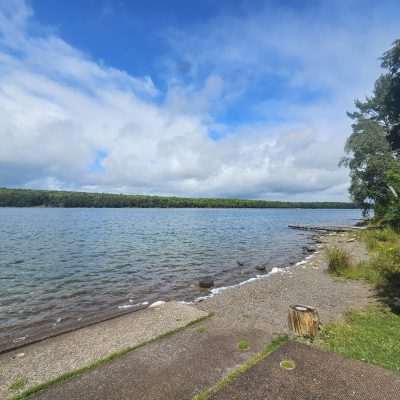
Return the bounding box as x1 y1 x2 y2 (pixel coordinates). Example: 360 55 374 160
118 301 149 310
185 266 286 304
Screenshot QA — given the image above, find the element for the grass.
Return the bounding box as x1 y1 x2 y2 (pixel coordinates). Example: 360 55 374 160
319 306 400 373
192 336 288 400
280 359 296 370
327 228 400 311
9 378 28 392
326 246 352 275
10 314 211 400
319 227 400 372
238 340 250 351
195 326 208 334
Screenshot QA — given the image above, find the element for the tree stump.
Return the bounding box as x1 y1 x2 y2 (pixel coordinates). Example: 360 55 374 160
288 304 320 338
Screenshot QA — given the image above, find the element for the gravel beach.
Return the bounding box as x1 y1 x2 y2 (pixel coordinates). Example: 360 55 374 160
196 232 374 334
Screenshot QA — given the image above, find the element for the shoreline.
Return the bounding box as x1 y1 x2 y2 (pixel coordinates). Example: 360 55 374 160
1 231 322 355
1 230 374 399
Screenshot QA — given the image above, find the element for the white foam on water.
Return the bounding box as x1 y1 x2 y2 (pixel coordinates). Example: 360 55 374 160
189 266 286 303
118 301 149 310
118 304 136 309
149 300 166 308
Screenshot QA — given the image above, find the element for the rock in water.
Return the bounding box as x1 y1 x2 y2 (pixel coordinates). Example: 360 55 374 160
256 264 266 271
199 277 214 289
303 245 316 253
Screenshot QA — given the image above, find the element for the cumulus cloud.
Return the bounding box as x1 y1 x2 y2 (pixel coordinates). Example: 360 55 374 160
0 0 398 200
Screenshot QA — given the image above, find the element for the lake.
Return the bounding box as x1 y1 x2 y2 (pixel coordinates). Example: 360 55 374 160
0 208 361 347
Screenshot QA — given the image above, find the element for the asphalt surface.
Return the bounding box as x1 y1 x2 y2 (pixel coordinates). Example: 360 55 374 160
211 341 400 400
30 318 270 400
1 302 207 400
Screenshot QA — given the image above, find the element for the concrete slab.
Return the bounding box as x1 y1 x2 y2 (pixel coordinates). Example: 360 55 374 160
25 318 271 400
1 301 207 400
210 341 400 400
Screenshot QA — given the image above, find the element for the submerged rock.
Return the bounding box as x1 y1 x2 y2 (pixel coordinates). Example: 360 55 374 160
236 261 244 267
199 277 214 289
255 264 267 272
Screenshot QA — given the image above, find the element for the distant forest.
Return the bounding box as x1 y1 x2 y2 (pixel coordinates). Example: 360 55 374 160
0 188 357 209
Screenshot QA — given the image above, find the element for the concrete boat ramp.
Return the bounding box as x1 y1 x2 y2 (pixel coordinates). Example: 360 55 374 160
0 301 208 400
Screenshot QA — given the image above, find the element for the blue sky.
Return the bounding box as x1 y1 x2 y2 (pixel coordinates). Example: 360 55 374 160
0 0 399 200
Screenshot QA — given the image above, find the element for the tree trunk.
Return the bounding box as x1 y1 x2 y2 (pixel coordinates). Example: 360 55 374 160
288 304 320 338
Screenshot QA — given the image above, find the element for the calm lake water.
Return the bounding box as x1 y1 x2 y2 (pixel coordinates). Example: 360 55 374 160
0 208 361 346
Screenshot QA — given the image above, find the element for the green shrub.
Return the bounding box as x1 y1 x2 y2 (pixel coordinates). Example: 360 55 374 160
352 228 400 309
326 247 352 275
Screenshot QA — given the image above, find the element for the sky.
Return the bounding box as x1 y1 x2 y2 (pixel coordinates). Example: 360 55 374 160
0 0 399 201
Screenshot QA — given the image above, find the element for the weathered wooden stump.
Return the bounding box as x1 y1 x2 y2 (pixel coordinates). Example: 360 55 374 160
288 304 320 338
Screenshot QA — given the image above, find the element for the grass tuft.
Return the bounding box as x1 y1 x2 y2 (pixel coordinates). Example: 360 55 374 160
238 340 250 351
195 326 208 334
280 359 296 370
326 247 352 275
9 378 28 392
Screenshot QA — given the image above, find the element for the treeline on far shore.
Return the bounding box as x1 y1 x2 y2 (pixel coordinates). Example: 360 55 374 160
0 188 357 209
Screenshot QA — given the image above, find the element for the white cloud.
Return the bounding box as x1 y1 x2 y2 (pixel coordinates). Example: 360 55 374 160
0 0 398 201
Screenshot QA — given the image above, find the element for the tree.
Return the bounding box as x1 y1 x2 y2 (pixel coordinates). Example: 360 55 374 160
344 39 400 228
381 40 400 153
341 118 393 216
383 164 400 230
348 40 400 155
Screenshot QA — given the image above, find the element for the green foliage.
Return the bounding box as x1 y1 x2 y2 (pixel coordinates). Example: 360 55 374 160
238 340 250 351
347 39 400 154
341 118 393 216
9 378 28 391
344 39 400 226
382 166 400 230
0 188 357 209
195 326 208 334
326 247 352 275
320 307 400 372
344 229 400 311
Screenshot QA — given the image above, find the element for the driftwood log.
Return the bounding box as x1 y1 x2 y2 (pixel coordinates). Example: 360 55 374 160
288 304 320 338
